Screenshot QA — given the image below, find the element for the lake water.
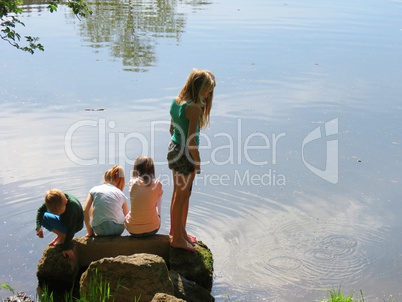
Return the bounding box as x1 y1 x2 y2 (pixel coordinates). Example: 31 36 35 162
1 0 402 301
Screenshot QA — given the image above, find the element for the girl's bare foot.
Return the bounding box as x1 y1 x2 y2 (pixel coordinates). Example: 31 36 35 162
182 233 196 246
187 234 197 244
170 237 196 252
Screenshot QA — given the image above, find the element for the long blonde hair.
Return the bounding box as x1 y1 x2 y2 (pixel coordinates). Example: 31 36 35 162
104 165 125 191
178 69 216 129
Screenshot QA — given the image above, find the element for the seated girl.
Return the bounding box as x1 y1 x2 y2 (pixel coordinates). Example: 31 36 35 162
125 156 163 238
83 165 129 236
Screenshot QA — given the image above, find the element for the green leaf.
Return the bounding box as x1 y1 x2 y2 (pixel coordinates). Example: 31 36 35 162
1 0 90 53
1 283 15 294
47 2 58 12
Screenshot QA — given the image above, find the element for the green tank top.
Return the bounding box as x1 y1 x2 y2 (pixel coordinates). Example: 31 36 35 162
170 99 200 146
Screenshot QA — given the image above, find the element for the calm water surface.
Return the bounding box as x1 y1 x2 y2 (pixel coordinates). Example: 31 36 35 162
1 0 402 301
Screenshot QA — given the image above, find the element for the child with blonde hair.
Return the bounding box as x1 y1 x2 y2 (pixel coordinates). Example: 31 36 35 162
36 189 84 259
83 165 129 236
167 68 216 251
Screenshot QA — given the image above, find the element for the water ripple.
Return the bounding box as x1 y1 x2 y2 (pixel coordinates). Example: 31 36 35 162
268 256 303 271
188 189 390 300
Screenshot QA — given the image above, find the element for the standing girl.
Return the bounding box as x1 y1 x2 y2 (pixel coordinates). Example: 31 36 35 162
167 68 216 251
83 165 129 236
125 156 163 237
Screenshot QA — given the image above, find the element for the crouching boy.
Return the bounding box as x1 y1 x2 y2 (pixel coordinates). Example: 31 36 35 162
36 189 84 259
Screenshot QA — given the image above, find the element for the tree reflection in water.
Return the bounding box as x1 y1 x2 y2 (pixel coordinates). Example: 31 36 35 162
80 0 210 72
20 0 210 71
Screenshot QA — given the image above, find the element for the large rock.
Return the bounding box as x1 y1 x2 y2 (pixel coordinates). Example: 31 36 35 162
36 245 79 290
37 235 214 301
169 270 215 302
80 254 174 302
75 234 171 266
169 241 214 291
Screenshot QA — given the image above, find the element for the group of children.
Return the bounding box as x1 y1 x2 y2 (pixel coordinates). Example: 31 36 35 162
35 68 216 258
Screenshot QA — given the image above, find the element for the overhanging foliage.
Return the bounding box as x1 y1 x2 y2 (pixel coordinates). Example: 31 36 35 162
0 0 92 54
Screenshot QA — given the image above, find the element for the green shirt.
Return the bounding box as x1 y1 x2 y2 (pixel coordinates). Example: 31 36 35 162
170 99 200 146
36 192 84 251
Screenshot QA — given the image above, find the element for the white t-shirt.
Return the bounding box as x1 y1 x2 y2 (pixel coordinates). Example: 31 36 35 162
90 183 128 226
